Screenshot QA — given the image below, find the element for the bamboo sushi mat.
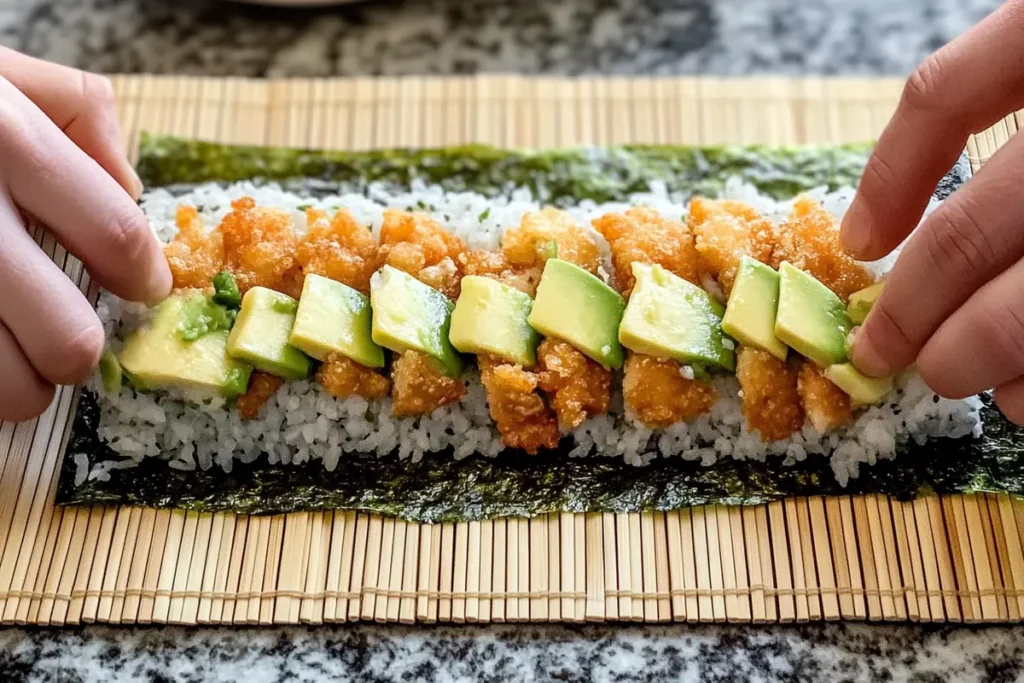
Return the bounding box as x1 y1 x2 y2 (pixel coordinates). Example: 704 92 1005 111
0 75 1021 627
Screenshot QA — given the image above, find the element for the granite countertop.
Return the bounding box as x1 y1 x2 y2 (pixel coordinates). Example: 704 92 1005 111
0 0 1015 681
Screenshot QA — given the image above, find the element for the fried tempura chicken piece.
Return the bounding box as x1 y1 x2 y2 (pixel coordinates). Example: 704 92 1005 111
220 197 299 295
165 206 225 290
478 356 561 454
622 353 717 429
389 351 466 417
771 196 874 302
504 207 601 275
316 354 390 400
687 198 775 294
797 361 853 433
536 339 611 431
296 208 380 295
236 371 284 421
735 347 804 442
593 206 701 296
458 249 538 295
378 210 467 300
460 208 601 297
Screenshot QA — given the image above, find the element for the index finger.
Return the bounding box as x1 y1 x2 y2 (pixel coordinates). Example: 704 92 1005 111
851 130 1024 378
0 47 141 199
839 0 1024 261
0 77 170 304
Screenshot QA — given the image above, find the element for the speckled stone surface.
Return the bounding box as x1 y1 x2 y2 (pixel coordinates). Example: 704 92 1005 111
0 0 1018 681
0 0 1002 77
3 623 1024 682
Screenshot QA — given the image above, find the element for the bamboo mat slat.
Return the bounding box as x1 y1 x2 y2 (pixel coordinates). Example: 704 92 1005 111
0 75 1019 625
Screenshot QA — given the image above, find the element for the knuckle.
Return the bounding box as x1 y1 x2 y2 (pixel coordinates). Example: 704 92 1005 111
79 71 116 112
106 204 151 264
903 53 946 114
979 301 1024 369
46 319 105 385
923 200 994 280
861 153 898 192
865 300 916 359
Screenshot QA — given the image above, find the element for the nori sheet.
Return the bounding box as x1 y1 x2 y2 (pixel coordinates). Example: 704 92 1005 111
56 134 1020 522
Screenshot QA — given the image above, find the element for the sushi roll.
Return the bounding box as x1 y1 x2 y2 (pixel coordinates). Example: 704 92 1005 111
99 185 913 478
593 207 718 429
451 208 614 453
373 209 468 417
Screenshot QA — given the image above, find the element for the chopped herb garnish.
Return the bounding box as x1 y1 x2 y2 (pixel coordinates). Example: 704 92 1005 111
272 299 299 315
211 271 241 309
478 208 491 222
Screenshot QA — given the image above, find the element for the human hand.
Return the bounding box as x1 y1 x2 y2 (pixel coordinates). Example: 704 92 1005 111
0 48 171 421
839 0 1024 424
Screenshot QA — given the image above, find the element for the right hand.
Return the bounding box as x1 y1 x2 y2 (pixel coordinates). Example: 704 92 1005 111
839 0 1024 424
0 48 171 421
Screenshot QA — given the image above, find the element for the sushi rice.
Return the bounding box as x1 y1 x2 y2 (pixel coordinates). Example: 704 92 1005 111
78 177 984 488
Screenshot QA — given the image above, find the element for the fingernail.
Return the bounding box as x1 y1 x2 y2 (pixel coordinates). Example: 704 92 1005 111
146 258 173 306
127 167 144 202
839 195 876 257
840 208 872 258
850 327 891 378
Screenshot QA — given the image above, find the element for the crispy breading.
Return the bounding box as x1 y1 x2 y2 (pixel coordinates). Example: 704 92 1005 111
503 207 601 276
296 208 380 295
593 206 701 296
735 347 804 442
536 339 611 431
622 353 717 429
219 196 300 296
797 361 853 433
236 371 284 421
688 198 775 294
478 355 561 454
165 205 225 291
316 354 390 400
390 351 466 417
771 196 874 302
458 249 539 296
378 209 466 300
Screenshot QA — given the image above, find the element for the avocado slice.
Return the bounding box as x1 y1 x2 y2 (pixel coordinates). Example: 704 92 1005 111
449 275 540 368
527 258 626 369
289 274 385 368
98 349 122 394
370 265 465 378
619 262 735 372
227 287 313 380
775 262 853 368
847 281 884 325
119 294 253 398
722 257 787 361
824 363 894 404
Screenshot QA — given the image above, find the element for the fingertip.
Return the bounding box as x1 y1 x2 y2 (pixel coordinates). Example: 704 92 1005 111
145 258 173 306
839 201 874 259
849 325 895 378
1 382 55 422
994 379 1024 426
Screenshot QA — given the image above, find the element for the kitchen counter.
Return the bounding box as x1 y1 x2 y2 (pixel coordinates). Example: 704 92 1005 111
0 0 999 77
0 0 1014 681
3 622 1024 682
